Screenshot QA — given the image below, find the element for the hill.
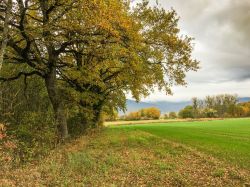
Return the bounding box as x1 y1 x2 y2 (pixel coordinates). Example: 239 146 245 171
239 97 250 103
121 97 250 115
120 99 190 115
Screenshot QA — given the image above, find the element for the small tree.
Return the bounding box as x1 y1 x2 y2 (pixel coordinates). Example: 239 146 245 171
169 112 177 119
179 106 194 119
237 102 250 117
125 112 141 121
164 113 169 119
141 107 161 120
204 108 218 118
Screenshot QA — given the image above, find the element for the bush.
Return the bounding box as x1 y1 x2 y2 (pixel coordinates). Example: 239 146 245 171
169 112 177 119
203 108 218 118
125 107 161 120
67 112 90 137
140 107 161 120
164 113 169 119
125 112 141 120
179 106 194 119
0 124 17 167
12 111 55 162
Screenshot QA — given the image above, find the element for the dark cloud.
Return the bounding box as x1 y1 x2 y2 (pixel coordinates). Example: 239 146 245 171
134 0 250 101
216 0 250 42
156 0 250 82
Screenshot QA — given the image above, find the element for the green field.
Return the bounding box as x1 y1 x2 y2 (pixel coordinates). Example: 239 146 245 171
1 118 250 186
112 118 250 169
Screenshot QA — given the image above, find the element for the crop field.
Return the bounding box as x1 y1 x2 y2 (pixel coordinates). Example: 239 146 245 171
113 118 250 170
1 118 250 186
1 0 249 186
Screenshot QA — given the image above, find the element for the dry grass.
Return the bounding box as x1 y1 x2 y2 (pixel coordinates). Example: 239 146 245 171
1 127 249 187
104 118 224 126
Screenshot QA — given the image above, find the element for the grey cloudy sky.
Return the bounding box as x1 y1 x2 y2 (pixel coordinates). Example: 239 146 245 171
136 0 250 102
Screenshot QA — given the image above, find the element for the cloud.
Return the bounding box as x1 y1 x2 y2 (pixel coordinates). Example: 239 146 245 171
140 79 250 102
133 0 250 101
162 2 250 79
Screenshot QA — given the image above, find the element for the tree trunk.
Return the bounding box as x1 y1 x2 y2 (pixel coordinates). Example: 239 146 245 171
45 67 68 141
0 0 12 70
55 103 68 139
92 102 104 128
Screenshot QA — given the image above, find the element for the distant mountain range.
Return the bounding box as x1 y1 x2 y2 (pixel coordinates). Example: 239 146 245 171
238 97 250 103
120 97 250 115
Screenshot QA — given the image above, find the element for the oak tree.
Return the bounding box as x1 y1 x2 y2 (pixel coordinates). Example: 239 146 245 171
0 0 199 139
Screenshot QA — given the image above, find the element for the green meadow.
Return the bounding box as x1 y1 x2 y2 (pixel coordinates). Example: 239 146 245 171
112 118 250 169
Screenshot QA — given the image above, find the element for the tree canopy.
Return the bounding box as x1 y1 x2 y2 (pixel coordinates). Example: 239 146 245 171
0 0 199 140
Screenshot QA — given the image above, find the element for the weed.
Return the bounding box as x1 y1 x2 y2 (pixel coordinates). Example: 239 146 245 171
155 161 175 171
212 168 225 177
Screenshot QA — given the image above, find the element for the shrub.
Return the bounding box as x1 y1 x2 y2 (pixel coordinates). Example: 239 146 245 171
0 124 17 167
125 107 161 120
169 112 177 119
179 106 194 119
125 111 141 120
204 108 218 118
164 113 169 119
13 111 55 162
140 107 161 120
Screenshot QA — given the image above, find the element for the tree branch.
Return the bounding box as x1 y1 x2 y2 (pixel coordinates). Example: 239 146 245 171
0 71 44 82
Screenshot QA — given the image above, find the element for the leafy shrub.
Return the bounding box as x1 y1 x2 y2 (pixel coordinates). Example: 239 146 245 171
203 108 218 118
67 112 90 137
169 112 177 119
179 106 194 119
125 111 141 120
163 113 169 119
140 107 161 120
13 111 55 162
125 107 161 120
0 124 17 167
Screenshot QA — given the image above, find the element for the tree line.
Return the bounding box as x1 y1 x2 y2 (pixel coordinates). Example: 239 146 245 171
122 107 161 120
179 94 250 119
0 0 198 161
122 94 250 121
